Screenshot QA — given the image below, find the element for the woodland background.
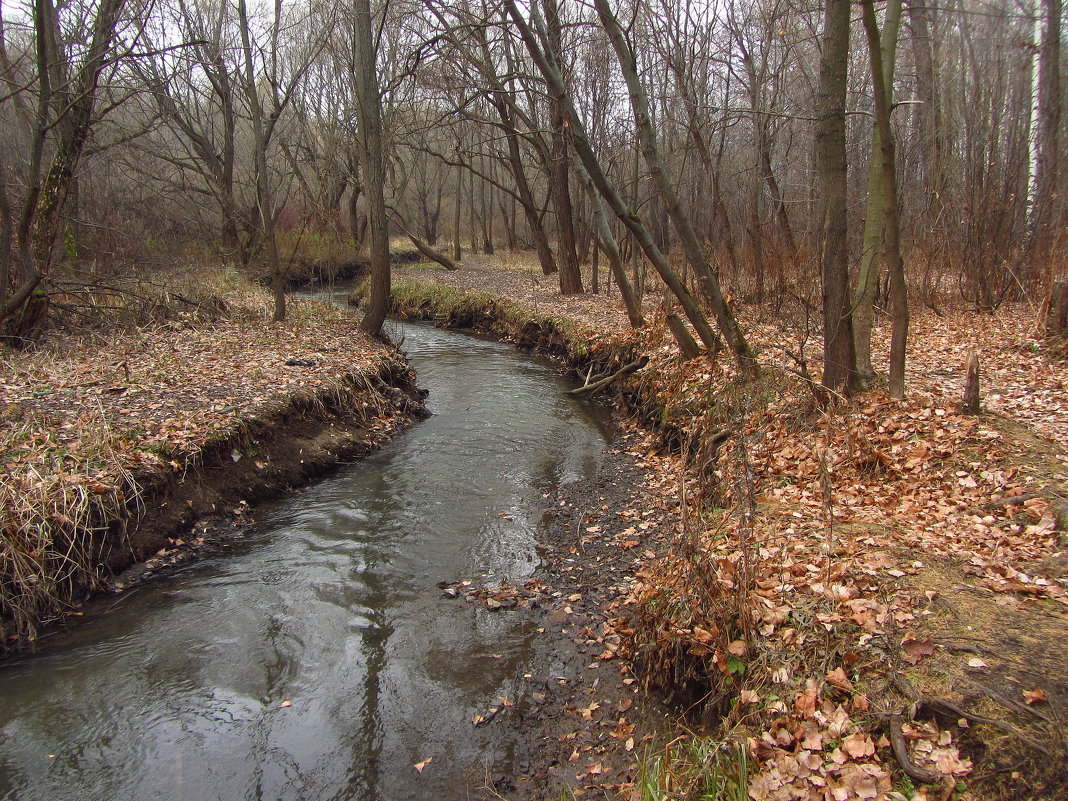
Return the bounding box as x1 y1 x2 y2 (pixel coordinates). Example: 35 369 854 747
1 0 1066 381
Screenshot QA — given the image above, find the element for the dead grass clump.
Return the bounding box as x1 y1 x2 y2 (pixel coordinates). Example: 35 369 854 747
0 407 137 645
25 261 275 341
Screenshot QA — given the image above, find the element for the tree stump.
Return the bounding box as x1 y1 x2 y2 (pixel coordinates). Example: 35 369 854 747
1047 281 1068 338
962 348 981 415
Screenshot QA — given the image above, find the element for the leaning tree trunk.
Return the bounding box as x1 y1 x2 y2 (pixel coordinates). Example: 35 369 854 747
494 97 558 276
573 154 643 327
590 0 756 374
504 0 719 353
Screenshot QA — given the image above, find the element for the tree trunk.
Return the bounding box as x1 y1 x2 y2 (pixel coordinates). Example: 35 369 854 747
493 97 558 276
591 0 755 373
544 0 582 294
504 0 716 350
815 0 858 394
573 153 643 327
1032 0 1061 272
666 313 702 360
962 349 980 414
907 0 946 227
591 237 599 294
862 0 909 398
1048 281 1068 336
452 163 462 261
1 0 126 330
354 0 389 337
238 0 284 321
854 0 903 382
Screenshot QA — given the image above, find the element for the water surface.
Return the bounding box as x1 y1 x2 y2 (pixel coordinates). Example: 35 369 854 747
0 320 608 801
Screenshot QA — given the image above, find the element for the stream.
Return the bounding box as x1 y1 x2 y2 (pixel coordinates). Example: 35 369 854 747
0 320 611 801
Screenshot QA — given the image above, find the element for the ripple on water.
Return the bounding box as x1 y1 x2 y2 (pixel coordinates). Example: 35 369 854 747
0 320 610 801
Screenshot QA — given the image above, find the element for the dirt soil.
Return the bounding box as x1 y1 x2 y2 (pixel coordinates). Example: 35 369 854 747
447 427 680 799
0 293 426 646
391 262 1068 801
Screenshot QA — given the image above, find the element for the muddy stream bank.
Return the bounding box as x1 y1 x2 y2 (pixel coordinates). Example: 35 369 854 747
0 320 638 801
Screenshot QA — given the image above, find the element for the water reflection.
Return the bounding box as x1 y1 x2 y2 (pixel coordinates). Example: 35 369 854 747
0 321 609 801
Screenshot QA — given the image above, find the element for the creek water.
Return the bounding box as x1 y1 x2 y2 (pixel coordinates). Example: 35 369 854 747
0 320 610 801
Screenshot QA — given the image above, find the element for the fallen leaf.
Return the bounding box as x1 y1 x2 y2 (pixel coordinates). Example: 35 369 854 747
901 635 936 665
739 689 761 705
826 667 854 691
967 657 988 669
842 733 875 759
413 758 433 773
1023 688 1048 704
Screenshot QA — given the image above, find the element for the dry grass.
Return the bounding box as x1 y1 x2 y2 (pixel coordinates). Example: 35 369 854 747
0 405 138 642
388 267 1068 799
0 265 407 648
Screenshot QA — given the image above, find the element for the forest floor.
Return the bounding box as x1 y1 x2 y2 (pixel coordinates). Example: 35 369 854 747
2 256 1065 800
0 266 423 646
394 258 1068 801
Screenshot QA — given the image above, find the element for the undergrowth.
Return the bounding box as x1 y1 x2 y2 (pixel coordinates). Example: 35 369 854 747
636 736 750 801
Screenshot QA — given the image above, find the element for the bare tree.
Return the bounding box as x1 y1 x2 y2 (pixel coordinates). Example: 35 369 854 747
814 0 857 393
1 0 134 335
862 0 908 398
353 0 389 336
503 0 723 354
590 0 756 373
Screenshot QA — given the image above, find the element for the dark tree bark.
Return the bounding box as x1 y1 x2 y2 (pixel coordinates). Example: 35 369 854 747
354 0 389 337
815 0 858 394
543 0 582 294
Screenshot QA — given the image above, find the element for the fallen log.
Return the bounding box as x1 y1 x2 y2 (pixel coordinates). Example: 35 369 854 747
567 356 648 396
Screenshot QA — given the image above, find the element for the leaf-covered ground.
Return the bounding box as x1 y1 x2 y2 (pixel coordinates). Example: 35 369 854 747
397 261 1068 801
0 288 410 642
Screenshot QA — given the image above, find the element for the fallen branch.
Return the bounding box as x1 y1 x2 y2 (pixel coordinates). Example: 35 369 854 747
888 712 942 784
387 208 461 271
890 672 1051 756
967 492 1045 514
954 675 1051 723
567 356 648 396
